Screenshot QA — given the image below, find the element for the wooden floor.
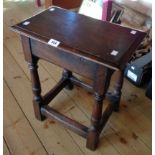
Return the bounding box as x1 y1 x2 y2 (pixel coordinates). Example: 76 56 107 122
3 0 152 155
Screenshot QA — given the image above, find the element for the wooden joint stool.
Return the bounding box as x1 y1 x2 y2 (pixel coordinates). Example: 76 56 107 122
11 7 146 150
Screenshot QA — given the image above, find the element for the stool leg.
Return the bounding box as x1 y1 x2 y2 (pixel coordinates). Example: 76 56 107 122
107 70 124 112
86 94 104 150
113 70 124 111
86 67 113 150
28 58 45 121
63 69 74 90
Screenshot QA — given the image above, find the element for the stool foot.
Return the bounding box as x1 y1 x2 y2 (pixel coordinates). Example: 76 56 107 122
33 100 46 121
65 83 74 90
86 128 99 150
86 94 104 150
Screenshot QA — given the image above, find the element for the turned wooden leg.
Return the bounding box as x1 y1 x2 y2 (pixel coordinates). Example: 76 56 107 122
113 70 124 111
86 67 113 150
107 70 124 112
28 58 45 121
86 94 104 150
63 69 74 90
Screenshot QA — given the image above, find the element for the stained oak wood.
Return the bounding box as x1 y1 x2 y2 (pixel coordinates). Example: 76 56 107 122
4 1 151 155
70 76 93 93
4 1 151 154
30 38 99 79
41 105 88 138
43 77 69 104
10 6 146 151
11 7 146 70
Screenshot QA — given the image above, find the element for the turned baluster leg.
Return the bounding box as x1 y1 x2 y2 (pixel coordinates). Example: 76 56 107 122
106 69 124 112
62 69 74 90
112 70 124 112
86 93 104 150
28 58 45 121
86 68 113 150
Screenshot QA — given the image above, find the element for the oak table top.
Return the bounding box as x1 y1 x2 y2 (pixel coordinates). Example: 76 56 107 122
11 6 146 70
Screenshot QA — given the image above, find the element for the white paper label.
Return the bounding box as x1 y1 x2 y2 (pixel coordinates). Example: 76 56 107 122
130 30 137 35
48 39 60 47
127 70 137 82
22 21 30 25
111 50 119 56
49 8 55 12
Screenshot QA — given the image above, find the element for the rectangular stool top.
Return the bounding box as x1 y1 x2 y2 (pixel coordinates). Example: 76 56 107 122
11 7 146 70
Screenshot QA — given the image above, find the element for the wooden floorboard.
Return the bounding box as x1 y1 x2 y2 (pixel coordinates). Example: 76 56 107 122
4 81 48 155
3 138 11 155
4 0 152 155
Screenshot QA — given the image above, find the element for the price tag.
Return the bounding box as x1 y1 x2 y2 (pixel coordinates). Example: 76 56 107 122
49 7 55 12
130 30 137 35
48 39 60 47
22 21 30 26
111 50 119 56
